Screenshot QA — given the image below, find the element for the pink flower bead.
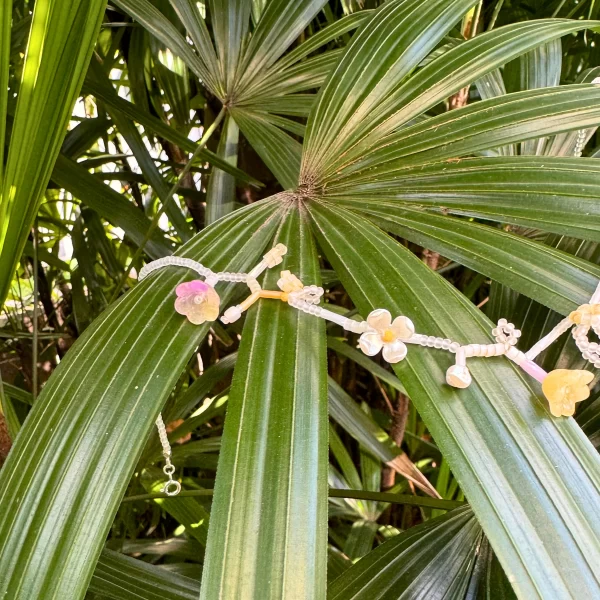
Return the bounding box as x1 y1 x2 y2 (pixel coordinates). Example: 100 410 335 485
174 280 220 324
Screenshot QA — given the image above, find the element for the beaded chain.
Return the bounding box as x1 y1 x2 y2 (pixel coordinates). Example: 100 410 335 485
143 126 596 496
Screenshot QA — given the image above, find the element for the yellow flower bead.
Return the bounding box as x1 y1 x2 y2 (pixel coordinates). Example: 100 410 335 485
568 303 600 325
542 369 594 417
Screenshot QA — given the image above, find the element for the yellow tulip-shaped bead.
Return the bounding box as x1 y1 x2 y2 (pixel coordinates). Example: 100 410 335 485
542 369 594 417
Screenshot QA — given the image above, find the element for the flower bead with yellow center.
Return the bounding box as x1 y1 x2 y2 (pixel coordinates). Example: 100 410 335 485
174 280 220 325
569 303 600 325
359 309 415 364
542 369 594 417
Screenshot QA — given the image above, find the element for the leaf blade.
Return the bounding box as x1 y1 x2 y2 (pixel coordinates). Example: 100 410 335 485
308 200 600 599
199 206 328 599
301 0 478 181
0 201 282 600
329 157 600 242
0 0 107 307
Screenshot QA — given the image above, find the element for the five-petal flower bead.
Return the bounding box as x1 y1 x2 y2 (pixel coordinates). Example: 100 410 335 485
358 309 415 364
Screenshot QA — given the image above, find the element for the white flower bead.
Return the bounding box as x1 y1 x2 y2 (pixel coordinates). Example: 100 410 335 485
358 309 413 363
359 331 383 356
382 340 408 364
366 308 393 331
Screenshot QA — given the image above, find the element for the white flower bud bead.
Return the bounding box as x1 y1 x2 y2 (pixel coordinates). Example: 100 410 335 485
221 306 242 324
446 365 472 388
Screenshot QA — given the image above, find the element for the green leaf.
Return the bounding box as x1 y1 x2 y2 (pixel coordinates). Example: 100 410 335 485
231 108 302 189
22 239 71 272
0 390 23 440
343 520 379 561
328 546 352 584
51 155 173 260
61 117 111 159
199 206 328 599
112 0 220 96
329 157 600 242
328 507 480 599
519 39 562 91
87 59 193 241
81 209 123 279
467 537 517 600
330 424 363 491
308 201 600 598
578 392 600 448
341 200 600 314
328 488 463 511
164 392 229 444
244 111 305 137
235 0 329 96
167 0 221 96
328 378 437 498
331 19 598 170
275 11 374 73
1 382 33 406
329 85 600 183
89 549 200 600
0 0 107 308
0 0 10 187
205 114 239 225
83 75 261 187
301 0 479 181
166 352 237 421
255 94 315 116
240 51 341 101
104 95 193 242
208 0 251 94
141 468 210 546
327 336 406 394
0 201 282 600
519 39 562 155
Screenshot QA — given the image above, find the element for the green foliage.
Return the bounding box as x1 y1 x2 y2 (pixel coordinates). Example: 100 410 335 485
1 1 600 599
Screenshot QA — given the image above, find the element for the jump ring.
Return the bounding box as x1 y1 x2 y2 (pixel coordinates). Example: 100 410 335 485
162 480 181 496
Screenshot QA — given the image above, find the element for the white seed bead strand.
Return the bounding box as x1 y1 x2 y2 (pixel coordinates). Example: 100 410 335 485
245 244 288 281
213 271 248 283
139 256 213 280
573 129 587 157
462 343 507 358
247 278 261 293
155 413 181 496
573 324 600 365
344 319 370 334
288 297 324 318
492 319 521 346
409 333 460 353
505 346 527 365
140 243 600 413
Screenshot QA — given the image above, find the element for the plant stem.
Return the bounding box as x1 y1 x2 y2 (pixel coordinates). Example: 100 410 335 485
109 106 227 303
32 221 38 401
122 487 465 510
